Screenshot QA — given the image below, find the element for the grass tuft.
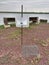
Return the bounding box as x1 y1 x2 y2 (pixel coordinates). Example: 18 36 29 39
0 25 4 29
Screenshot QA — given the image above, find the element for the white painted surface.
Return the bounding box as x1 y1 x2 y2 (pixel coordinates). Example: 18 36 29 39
16 19 29 27
0 13 49 26
0 13 17 25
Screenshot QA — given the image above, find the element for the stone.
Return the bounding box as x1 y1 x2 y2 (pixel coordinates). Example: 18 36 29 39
4 25 10 28
22 45 39 57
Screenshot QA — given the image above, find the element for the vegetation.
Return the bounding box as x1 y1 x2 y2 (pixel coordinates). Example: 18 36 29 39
35 39 48 47
0 25 4 29
0 24 16 29
10 24 16 27
7 29 21 39
28 23 39 29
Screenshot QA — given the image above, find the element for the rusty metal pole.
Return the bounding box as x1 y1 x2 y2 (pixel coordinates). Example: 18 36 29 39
21 5 23 46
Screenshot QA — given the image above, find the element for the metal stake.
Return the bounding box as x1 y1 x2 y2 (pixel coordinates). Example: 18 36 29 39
21 5 23 46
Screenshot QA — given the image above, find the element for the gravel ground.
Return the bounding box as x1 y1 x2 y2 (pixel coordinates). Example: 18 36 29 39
0 23 49 65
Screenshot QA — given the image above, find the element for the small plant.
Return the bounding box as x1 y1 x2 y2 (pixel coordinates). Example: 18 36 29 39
0 25 4 29
10 23 16 27
28 24 39 29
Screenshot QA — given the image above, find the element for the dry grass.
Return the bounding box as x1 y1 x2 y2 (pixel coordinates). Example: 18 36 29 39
34 38 48 47
6 29 21 39
27 24 39 29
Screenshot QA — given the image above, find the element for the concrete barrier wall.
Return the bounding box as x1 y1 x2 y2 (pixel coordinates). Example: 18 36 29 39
0 13 49 26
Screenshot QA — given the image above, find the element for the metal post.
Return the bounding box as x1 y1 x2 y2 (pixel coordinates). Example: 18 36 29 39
21 5 23 18
21 22 23 46
21 5 23 46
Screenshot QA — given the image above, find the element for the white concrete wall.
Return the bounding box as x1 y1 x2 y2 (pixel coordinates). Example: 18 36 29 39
25 14 49 23
0 13 17 25
0 13 29 26
0 13 49 26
